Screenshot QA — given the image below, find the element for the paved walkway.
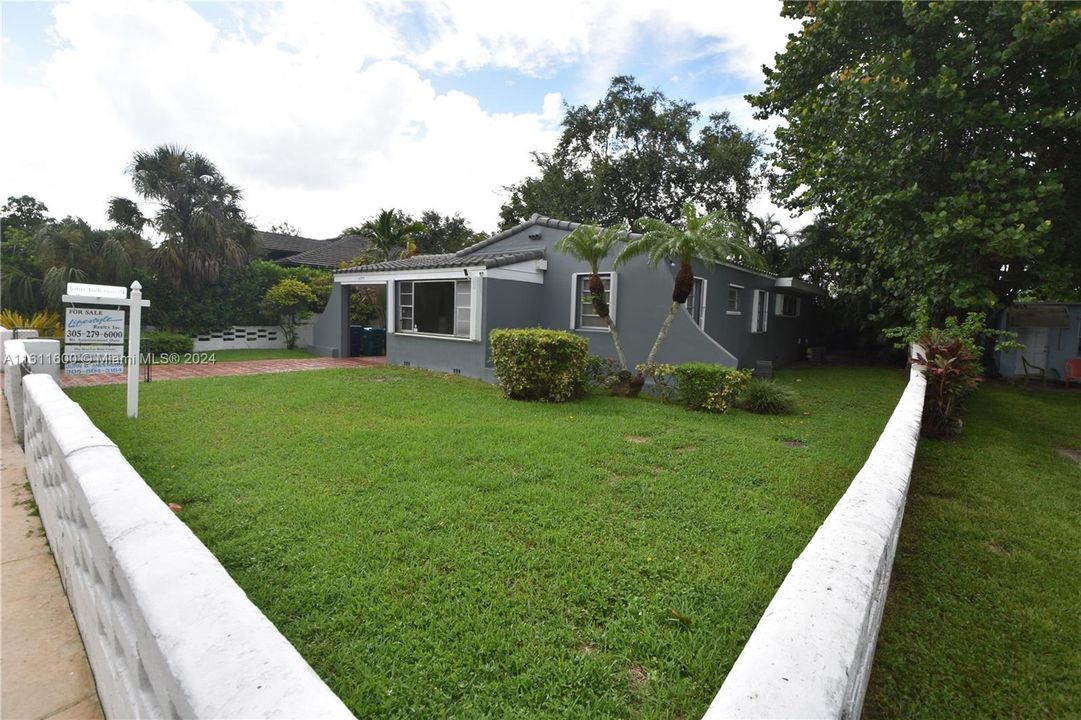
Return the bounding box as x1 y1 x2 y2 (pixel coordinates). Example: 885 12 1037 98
1 392 104 719
61 355 385 388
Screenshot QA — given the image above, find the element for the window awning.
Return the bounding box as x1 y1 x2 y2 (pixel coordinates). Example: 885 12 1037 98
1008 304 1072 328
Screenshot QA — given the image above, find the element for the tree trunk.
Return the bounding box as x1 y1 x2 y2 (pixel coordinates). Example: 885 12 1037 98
646 300 683 368
605 314 628 371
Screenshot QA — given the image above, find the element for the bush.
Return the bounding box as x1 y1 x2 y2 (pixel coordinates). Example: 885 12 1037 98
585 355 621 390
736 379 797 414
143 330 193 355
490 328 589 402
672 363 752 413
261 279 317 349
635 362 677 402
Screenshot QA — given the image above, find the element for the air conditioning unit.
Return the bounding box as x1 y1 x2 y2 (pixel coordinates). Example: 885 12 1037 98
754 360 774 379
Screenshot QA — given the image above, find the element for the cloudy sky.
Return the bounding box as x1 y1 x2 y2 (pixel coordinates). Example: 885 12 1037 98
1 0 799 238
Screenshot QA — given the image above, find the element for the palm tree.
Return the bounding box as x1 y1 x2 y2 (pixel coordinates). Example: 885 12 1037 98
112 145 256 289
35 217 151 308
617 203 763 377
344 209 426 262
746 213 789 273
555 222 630 371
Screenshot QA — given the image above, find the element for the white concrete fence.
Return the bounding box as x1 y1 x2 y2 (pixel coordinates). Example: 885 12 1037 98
5 346 354 718
705 362 927 719
3 337 61 442
191 323 313 352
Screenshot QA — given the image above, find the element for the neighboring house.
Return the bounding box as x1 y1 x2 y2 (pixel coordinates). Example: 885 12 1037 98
254 230 371 268
995 302 1081 382
314 214 823 378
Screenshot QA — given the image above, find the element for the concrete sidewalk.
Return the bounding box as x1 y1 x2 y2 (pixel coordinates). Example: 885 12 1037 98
1 390 103 720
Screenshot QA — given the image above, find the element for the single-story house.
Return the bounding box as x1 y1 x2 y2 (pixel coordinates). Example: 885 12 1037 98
994 302 1081 382
254 230 371 268
310 214 824 379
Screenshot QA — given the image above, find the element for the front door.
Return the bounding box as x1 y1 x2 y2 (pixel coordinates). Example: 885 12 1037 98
1016 326 1049 374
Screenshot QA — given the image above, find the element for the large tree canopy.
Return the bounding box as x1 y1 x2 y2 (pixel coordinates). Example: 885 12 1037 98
500 76 763 229
753 1 1081 324
111 145 256 289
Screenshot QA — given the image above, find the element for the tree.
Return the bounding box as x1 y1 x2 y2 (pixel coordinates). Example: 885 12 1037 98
2 195 50 233
500 75 763 229
555 223 630 372
111 145 256 290
260 278 317 349
745 214 791 274
344 209 426 262
269 221 302 236
618 203 762 384
35 217 152 309
411 211 485 254
751 2 1081 324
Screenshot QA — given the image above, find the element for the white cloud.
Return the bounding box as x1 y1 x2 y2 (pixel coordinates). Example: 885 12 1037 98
0 0 797 237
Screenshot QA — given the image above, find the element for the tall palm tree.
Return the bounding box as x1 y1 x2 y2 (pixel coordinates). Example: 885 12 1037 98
35 217 151 308
617 202 763 375
344 209 426 262
746 213 789 273
555 222 629 371
111 145 255 289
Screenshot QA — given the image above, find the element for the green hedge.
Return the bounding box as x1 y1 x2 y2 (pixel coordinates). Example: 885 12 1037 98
490 328 589 402
672 363 752 413
142 330 193 355
735 379 797 414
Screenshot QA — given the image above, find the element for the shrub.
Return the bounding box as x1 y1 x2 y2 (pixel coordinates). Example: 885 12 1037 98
736 379 797 414
143 330 193 355
635 362 677 402
490 328 589 402
261 279 317 349
585 355 622 390
672 363 752 413
0 310 61 337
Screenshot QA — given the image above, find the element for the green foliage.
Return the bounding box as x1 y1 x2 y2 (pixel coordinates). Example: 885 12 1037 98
752 2 1081 322
622 203 763 272
2 195 50 233
672 363 752 414
635 362 677 402
411 210 486 254
887 304 1018 438
735 379 798 415
115 144 256 290
0 227 43 315
490 328 589 402
343 209 426 262
70 365 910 718
500 75 762 228
0 310 61 337
261 279 317 349
142 330 193 355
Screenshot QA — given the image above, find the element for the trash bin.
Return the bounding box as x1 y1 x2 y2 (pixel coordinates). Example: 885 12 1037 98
361 328 386 356
349 325 365 357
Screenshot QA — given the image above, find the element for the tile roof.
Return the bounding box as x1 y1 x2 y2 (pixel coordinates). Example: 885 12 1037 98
255 230 327 255
335 249 544 274
280 234 371 268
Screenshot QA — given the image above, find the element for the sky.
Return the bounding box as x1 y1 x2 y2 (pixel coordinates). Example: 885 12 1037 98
1 0 802 239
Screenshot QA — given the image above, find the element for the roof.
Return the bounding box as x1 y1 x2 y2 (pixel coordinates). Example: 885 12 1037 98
254 230 326 255
336 249 545 274
281 234 371 268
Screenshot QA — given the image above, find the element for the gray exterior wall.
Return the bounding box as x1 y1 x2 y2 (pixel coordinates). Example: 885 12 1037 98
308 283 350 357
995 304 1081 381
336 221 820 378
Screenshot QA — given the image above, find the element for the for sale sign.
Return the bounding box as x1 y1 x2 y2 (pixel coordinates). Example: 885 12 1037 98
65 307 124 345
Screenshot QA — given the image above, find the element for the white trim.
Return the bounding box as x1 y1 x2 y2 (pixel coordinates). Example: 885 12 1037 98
685 277 708 330
751 289 769 334
485 259 547 284
727 284 744 315
336 266 484 284
775 293 801 317
393 331 477 343
570 271 617 331
394 277 480 341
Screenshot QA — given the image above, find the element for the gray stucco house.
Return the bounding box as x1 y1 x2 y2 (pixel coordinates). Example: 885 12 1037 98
994 302 1081 382
312 215 823 380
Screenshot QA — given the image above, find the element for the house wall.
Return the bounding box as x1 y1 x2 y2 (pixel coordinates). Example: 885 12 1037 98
308 283 351 357
387 331 488 378
995 304 1081 380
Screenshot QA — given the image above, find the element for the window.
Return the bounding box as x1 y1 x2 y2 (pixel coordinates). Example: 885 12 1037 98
775 293 801 317
685 277 706 328
751 289 769 333
397 279 471 337
727 284 743 314
573 273 614 330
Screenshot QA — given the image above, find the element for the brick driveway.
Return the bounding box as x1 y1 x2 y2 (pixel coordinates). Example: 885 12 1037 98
61 356 385 388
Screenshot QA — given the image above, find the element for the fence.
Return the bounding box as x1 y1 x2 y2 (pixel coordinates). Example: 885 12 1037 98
191 323 313 352
705 362 926 719
11 369 354 718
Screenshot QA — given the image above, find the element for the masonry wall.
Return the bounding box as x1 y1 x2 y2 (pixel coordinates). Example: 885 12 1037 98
705 362 926 718
17 373 355 719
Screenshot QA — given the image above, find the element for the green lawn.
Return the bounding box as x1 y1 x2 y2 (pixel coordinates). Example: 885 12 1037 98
69 365 907 718
865 383 1081 718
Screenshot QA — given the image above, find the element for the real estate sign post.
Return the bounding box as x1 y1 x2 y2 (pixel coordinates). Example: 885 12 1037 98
62 281 150 419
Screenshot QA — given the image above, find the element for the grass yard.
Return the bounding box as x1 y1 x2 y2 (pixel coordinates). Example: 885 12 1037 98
69 365 907 718
865 383 1081 718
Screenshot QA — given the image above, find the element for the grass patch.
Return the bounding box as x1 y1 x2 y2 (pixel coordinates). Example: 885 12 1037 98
68 365 906 718
163 348 316 363
865 383 1081 718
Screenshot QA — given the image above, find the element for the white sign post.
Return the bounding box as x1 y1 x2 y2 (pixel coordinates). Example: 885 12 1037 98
63 281 150 419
